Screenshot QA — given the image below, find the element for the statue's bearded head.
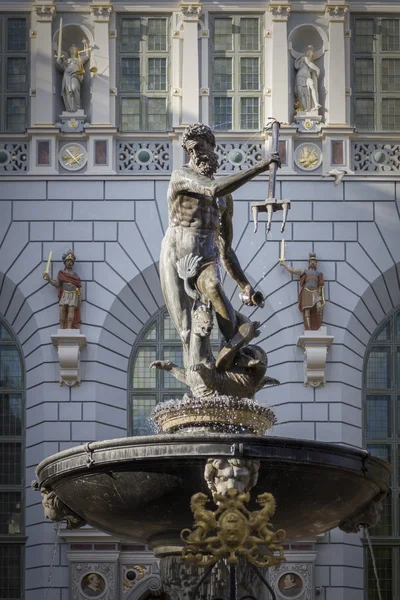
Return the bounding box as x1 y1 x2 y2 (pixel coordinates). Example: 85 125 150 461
308 252 317 270
62 249 76 270
182 123 219 177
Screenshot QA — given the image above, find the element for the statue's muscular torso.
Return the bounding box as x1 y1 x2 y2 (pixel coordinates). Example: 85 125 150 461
168 165 226 232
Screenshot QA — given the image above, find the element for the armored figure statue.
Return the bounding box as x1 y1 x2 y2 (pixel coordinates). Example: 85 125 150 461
294 45 321 113
159 123 280 373
43 250 82 329
57 44 89 112
281 252 325 330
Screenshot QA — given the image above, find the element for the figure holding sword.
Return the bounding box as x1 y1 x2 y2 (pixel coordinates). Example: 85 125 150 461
43 250 82 329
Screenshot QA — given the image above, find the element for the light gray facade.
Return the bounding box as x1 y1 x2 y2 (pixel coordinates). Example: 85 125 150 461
0 1 399 600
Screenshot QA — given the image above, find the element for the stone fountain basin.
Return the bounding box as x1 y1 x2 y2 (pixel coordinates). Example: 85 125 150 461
35 433 390 543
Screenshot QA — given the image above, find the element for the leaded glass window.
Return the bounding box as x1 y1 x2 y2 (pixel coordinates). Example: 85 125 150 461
0 318 24 599
0 15 29 132
118 16 169 131
129 307 221 436
364 308 400 599
353 16 400 131
211 15 262 131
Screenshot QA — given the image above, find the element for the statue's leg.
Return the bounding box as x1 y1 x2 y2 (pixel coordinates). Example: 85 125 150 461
159 237 191 355
196 263 236 342
316 300 323 329
307 79 321 109
71 78 81 110
60 305 67 329
303 308 311 330
67 306 75 329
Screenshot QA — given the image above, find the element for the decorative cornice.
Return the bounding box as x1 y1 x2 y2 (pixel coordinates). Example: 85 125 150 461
269 4 291 21
90 5 113 21
180 2 202 22
325 5 348 21
32 4 56 21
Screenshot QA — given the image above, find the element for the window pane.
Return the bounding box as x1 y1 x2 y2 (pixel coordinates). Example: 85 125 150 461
366 395 391 438
397 311 400 341
162 313 180 341
382 59 400 92
120 58 140 92
382 98 400 131
0 492 21 535
162 347 187 389
7 18 27 52
240 18 259 51
214 97 232 130
6 97 27 132
213 58 232 91
214 19 233 52
240 57 259 90
0 347 22 389
0 544 21 598
148 18 167 52
381 19 400 52
121 18 141 52
240 97 259 129
354 19 374 53
369 494 392 536
366 346 391 389
397 354 400 390
148 58 167 91
148 98 167 131
7 58 27 92
144 322 157 340
131 394 157 436
367 443 391 465
0 326 11 341
0 443 22 485
354 58 374 92
132 347 157 388
374 321 392 342
0 395 22 436
121 98 140 131
367 547 392 600
355 98 375 130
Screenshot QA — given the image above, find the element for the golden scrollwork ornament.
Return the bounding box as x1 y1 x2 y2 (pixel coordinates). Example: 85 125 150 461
181 488 285 568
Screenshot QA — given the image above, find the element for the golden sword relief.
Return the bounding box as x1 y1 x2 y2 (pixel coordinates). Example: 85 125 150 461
62 147 84 167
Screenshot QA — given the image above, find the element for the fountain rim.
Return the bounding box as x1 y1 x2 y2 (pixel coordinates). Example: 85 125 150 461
35 432 391 491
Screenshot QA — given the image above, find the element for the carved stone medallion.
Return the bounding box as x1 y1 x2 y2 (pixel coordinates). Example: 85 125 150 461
294 144 322 171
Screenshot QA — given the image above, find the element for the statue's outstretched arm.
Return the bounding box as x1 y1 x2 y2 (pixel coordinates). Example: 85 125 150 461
218 194 250 290
281 262 303 276
210 154 279 198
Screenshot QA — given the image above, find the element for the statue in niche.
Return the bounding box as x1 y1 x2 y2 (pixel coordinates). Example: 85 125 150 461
56 44 90 113
43 250 82 329
294 45 321 113
157 123 279 376
281 252 325 330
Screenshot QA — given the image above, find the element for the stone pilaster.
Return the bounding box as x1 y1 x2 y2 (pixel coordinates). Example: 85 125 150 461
269 3 291 124
325 4 349 125
31 3 56 126
180 2 202 125
90 4 113 126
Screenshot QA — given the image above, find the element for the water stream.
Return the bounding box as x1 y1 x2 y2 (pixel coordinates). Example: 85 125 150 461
364 527 383 600
44 523 61 600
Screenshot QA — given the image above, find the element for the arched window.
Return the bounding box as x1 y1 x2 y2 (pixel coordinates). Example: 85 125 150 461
364 307 400 600
129 307 220 436
0 318 24 599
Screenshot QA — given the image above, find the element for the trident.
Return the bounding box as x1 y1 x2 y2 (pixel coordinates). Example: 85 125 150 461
251 119 290 234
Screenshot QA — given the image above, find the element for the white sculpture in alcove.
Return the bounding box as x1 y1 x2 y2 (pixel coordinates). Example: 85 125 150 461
294 45 321 113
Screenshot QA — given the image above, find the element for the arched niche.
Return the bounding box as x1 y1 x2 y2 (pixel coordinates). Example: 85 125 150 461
288 24 328 120
52 21 95 120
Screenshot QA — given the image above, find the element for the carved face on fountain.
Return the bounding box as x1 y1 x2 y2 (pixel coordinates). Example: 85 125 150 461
192 306 213 338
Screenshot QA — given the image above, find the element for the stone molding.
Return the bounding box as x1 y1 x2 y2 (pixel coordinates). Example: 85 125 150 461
90 5 113 22
179 2 202 22
32 4 56 21
51 329 87 387
297 327 334 388
325 5 349 21
269 5 292 21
